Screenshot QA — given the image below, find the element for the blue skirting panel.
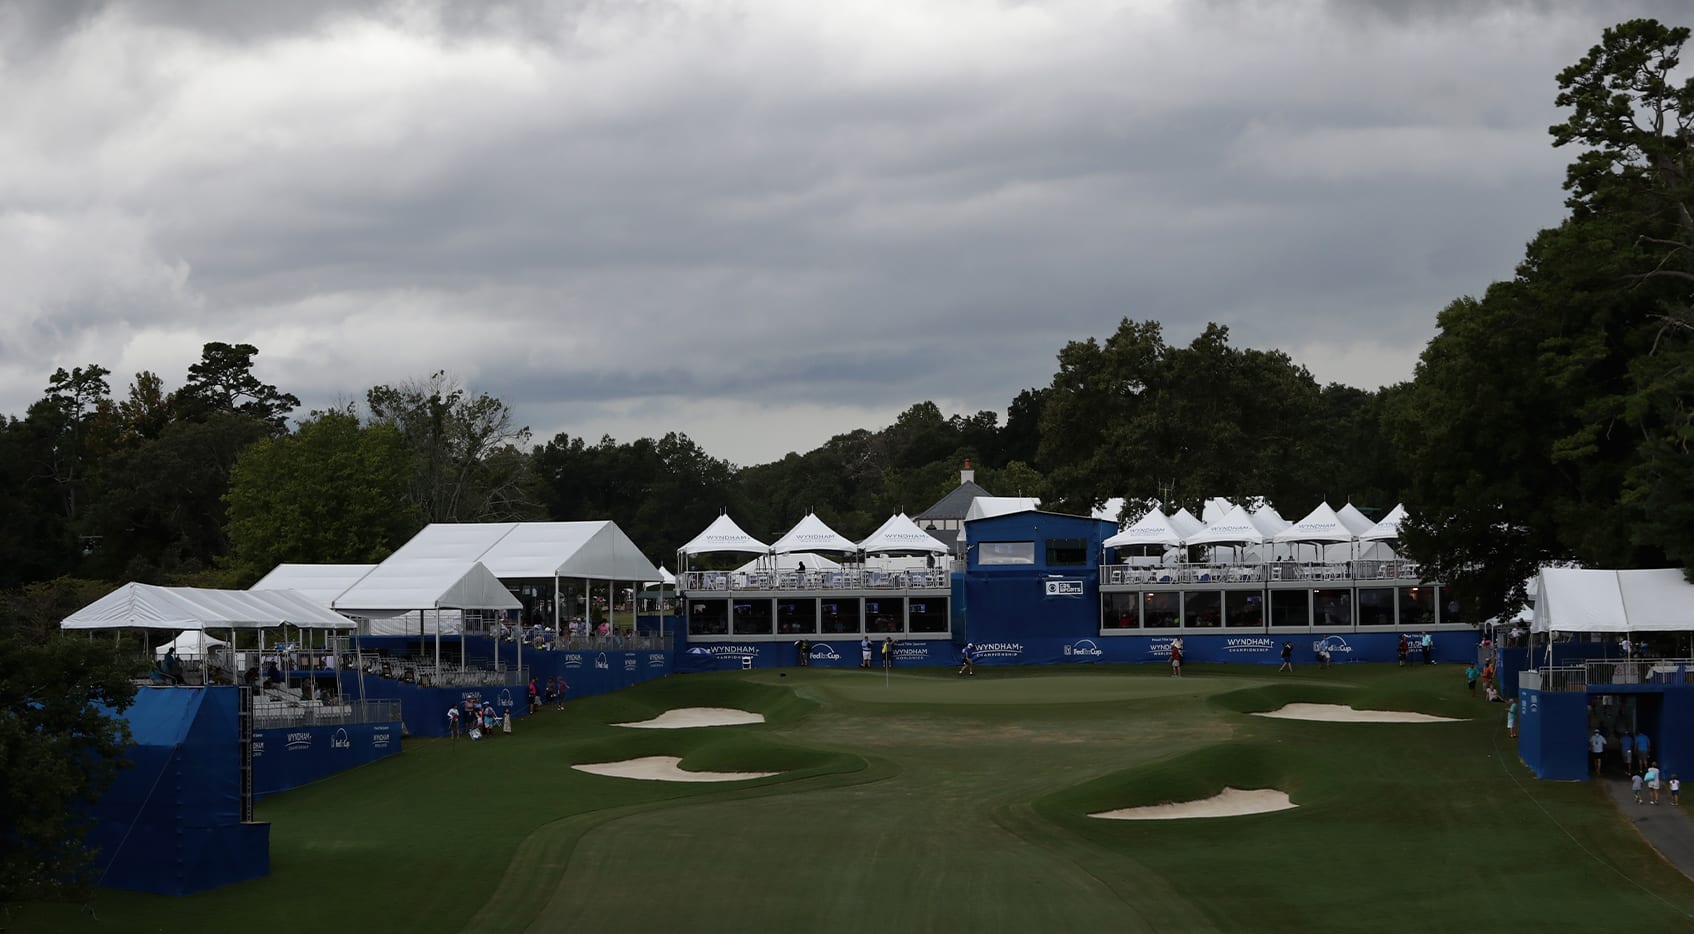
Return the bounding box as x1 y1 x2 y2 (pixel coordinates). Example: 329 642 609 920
253 721 402 798
1517 688 1590 780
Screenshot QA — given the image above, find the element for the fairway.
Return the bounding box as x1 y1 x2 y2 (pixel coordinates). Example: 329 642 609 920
20 664 1694 933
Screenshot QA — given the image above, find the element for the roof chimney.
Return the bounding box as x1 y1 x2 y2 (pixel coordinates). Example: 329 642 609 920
961 458 974 485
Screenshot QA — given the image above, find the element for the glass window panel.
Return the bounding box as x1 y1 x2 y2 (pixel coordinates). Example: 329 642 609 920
1399 586 1435 628
821 598 863 635
980 542 1035 565
909 599 949 633
865 599 903 633
1046 538 1089 566
1103 592 1139 629
687 599 729 636
1182 591 1222 628
1144 592 1180 629
776 598 818 635
731 599 773 636
1225 591 1264 628
1358 588 1395 627
1440 587 1467 625
1313 589 1353 628
1270 590 1309 628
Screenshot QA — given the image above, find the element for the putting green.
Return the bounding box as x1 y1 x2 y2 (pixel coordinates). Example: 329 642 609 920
15 665 1694 934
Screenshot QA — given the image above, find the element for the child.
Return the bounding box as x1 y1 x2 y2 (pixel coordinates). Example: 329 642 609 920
1633 770 1645 805
1465 663 1479 698
1672 774 1681 806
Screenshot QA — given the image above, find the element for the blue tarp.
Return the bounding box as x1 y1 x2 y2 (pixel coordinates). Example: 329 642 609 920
85 686 270 896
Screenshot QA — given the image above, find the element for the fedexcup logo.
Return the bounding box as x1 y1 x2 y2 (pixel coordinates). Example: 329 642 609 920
974 642 1023 660
1226 637 1275 654
594 653 609 670
498 689 514 708
1316 635 1353 655
286 731 312 752
809 644 841 660
331 728 351 750
1064 639 1104 658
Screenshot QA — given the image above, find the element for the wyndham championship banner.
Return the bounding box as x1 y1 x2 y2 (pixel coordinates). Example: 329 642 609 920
686 631 1478 669
253 721 401 798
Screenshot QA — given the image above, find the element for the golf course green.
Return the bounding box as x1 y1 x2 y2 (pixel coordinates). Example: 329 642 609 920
15 664 1694 933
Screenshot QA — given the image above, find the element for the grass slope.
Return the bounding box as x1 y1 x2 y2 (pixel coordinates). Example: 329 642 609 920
14 664 1694 934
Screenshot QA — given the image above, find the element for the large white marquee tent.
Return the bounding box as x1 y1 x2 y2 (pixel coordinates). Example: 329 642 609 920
1532 568 1694 634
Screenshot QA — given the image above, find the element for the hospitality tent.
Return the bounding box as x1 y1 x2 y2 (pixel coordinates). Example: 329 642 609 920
859 513 951 555
771 512 858 554
1337 503 1376 536
153 631 229 660
1273 503 1356 562
1185 504 1265 549
1531 568 1694 634
735 552 843 573
335 558 518 645
250 563 377 607
1360 504 1408 542
1092 497 1127 527
63 583 356 632
1105 507 1184 551
680 513 768 556
1201 497 1235 524
1169 508 1204 539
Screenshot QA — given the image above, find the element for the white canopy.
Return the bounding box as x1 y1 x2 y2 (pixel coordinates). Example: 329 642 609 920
1336 503 1375 536
649 565 677 586
859 513 951 555
61 583 357 631
680 514 768 555
1274 503 1357 545
251 563 377 606
1105 507 1184 549
1092 497 1127 526
1185 504 1265 547
735 552 843 573
334 559 519 615
397 521 661 583
771 512 859 554
1169 508 1204 538
1249 505 1292 537
1201 497 1234 524
1359 504 1408 542
153 630 230 659
958 496 1042 544
1532 568 1694 634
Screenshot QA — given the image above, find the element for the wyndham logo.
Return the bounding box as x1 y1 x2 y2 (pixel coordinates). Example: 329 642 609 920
809 644 842 661
893 643 930 661
708 645 759 657
1148 637 1178 658
331 728 351 750
286 731 312 752
1225 637 1276 654
1064 639 1104 658
974 642 1023 660
461 690 482 704
1044 579 1085 597
594 653 610 670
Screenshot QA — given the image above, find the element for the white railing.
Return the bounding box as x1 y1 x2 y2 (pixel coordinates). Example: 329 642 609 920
680 569 952 593
1099 560 1424 586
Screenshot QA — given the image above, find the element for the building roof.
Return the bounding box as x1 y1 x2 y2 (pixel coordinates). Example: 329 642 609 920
914 480 992 522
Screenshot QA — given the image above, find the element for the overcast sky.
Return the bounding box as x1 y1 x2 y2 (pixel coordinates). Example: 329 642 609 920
3 0 1685 465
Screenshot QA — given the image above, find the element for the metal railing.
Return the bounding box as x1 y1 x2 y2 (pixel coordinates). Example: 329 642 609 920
253 698 402 730
1532 658 1694 692
680 569 953 593
1100 560 1425 587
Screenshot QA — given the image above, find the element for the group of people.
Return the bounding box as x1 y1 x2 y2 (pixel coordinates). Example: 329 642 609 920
447 699 505 740
1465 658 1503 702
1631 763 1679 806
527 676 570 713
859 636 895 670
1395 632 1436 667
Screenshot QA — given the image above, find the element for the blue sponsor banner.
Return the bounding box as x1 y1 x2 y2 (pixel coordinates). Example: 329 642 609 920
252 721 401 798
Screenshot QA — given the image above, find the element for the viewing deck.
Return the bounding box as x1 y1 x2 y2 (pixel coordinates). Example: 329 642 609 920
1099 559 1425 587
679 568 953 594
1529 658 1694 693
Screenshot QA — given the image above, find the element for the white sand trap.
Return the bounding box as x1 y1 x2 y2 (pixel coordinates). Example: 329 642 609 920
612 707 766 729
1090 787 1296 821
1254 703 1460 723
572 756 780 782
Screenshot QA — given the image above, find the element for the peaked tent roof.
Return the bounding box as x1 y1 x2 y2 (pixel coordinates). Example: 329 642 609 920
334 560 520 614
914 479 993 522
1105 507 1184 548
1533 567 1694 633
771 512 859 554
1185 504 1265 547
1249 505 1291 537
680 514 768 555
958 496 1042 543
1169 508 1204 538
649 565 677 586
1201 497 1235 524
1273 503 1356 545
1336 503 1376 536
251 563 377 606
154 630 229 658
475 521 661 581
1359 504 1408 542
1092 498 1127 527
62 583 356 631
859 513 952 554
736 552 844 573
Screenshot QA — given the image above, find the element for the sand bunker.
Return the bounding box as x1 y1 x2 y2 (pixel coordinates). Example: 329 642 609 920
1090 787 1296 821
1253 703 1460 723
612 707 766 729
572 756 780 782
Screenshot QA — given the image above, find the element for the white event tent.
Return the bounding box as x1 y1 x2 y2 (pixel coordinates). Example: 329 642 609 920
63 582 356 632
1273 503 1357 563
859 513 951 555
958 496 1042 548
153 630 229 660
1185 504 1265 550
1532 568 1694 634
680 513 768 557
1169 508 1205 539
736 552 842 573
251 563 377 607
1360 504 1408 542
1201 497 1235 524
1336 503 1376 536
1105 507 1184 564
771 512 858 555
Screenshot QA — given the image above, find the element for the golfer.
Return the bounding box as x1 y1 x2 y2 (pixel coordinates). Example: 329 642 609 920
1279 641 1293 672
958 643 976 676
861 636 872 669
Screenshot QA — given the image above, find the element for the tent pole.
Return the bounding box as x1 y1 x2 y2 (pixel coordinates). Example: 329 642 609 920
434 608 441 680
553 576 561 641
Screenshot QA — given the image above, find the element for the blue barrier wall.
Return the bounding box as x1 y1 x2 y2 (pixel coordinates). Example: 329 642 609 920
86 687 270 896
1518 688 1589 780
253 721 402 798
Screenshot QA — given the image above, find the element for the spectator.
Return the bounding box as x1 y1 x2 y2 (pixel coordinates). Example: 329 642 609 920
1420 632 1434 665
447 705 461 740
1621 732 1635 774
164 647 185 685
1590 729 1607 775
